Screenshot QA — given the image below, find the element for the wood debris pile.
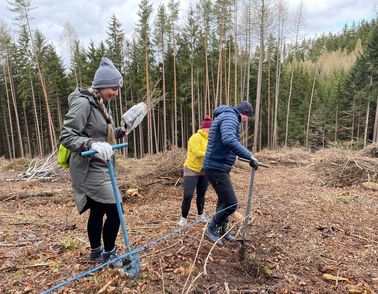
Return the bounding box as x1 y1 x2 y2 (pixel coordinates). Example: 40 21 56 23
257 147 313 166
312 147 378 187
119 146 186 189
4 152 67 182
358 143 378 158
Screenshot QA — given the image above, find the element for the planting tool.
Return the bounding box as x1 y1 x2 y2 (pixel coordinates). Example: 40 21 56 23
238 157 269 259
81 143 141 279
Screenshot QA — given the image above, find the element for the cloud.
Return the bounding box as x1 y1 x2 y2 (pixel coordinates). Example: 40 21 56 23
289 0 376 38
0 0 375 62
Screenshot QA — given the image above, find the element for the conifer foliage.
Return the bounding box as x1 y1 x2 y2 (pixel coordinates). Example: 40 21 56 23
0 1 377 158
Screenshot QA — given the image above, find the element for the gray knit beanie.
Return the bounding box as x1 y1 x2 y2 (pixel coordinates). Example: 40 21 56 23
236 101 253 117
92 57 123 89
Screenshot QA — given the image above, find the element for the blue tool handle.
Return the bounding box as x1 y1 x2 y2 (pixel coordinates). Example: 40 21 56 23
107 160 131 251
81 142 128 156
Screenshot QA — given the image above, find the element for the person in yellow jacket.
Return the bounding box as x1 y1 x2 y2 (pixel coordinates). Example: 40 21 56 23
178 116 213 226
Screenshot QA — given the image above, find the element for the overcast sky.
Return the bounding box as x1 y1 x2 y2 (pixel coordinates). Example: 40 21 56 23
0 0 376 64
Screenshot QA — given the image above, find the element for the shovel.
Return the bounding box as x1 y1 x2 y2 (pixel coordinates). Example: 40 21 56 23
81 143 141 279
238 158 269 259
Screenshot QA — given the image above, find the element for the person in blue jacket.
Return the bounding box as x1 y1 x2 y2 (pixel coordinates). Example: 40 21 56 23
203 101 259 245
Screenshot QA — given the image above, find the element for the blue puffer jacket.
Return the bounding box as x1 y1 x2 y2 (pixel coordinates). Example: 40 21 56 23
203 105 252 172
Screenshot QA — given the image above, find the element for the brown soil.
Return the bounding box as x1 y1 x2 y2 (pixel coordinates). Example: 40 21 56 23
0 149 377 294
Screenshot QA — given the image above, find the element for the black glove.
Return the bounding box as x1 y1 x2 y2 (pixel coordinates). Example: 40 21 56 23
249 155 259 170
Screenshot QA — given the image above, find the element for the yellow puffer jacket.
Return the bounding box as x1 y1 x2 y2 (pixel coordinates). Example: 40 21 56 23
184 129 209 173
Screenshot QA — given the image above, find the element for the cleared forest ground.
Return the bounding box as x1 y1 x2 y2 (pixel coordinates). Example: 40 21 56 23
0 148 377 294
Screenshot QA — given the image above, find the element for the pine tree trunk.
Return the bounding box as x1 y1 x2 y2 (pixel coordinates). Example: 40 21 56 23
197 69 202 122
191 62 196 134
30 75 43 156
267 57 271 148
227 42 231 106
253 30 264 153
119 90 123 122
33 46 56 150
351 94 356 142
23 106 31 156
305 70 317 149
204 31 210 116
285 64 295 147
56 96 63 131
215 16 224 108
364 99 370 148
145 45 152 154
210 52 216 106
152 107 159 152
122 83 127 158
272 47 281 148
244 7 252 147
20 9 57 152
171 110 174 146
162 44 167 152
6 56 24 157
180 105 184 148
233 0 238 106
373 95 378 144
3 64 15 159
334 96 339 142
157 104 161 152
364 76 372 147
114 91 119 127
2 106 12 160
131 89 137 158
173 53 178 146
223 47 227 105
357 97 362 140
139 124 144 158
273 2 284 149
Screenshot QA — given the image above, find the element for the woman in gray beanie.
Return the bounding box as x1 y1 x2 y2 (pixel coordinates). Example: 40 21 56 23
59 57 145 267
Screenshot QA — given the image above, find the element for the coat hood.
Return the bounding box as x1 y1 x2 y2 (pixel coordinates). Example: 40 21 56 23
214 105 241 122
68 88 97 107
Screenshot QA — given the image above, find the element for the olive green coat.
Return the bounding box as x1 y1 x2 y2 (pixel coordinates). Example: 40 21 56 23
59 88 124 214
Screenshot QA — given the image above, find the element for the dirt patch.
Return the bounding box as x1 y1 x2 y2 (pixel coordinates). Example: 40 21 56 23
0 149 377 293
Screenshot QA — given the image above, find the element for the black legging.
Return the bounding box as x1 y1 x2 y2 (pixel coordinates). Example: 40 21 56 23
181 175 208 218
86 197 120 252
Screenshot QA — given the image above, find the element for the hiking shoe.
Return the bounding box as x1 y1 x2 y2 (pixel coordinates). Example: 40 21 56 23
205 219 223 246
103 247 123 268
221 221 236 242
196 214 208 223
89 246 103 262
178 216 188 226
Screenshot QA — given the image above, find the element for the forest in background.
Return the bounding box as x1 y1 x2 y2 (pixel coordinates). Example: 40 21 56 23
0 0 377 159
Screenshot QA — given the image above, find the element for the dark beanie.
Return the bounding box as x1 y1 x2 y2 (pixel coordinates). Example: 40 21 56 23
200 115 213 129
92 57 123 89
236 101 253 117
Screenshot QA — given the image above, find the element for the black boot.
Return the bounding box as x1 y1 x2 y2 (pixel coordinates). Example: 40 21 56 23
205 219 223 246
221 220 236 242
89 246 103 262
